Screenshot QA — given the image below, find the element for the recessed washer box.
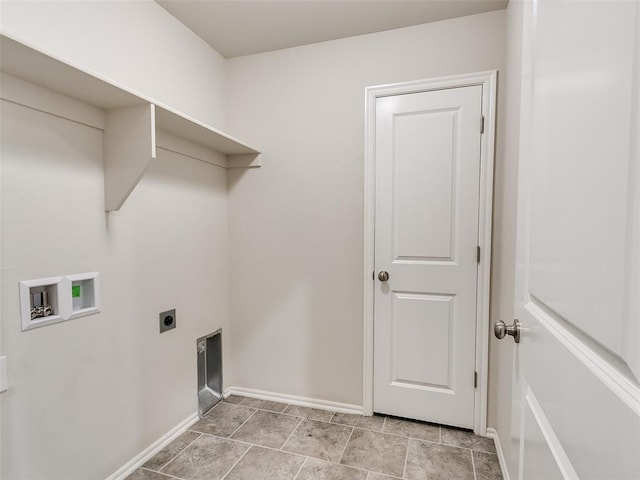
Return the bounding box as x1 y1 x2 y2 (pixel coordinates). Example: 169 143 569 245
19 276 64 331
67 272 100 320
19 272 100 331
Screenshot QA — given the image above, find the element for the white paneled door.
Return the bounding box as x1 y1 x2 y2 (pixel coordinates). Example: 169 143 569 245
373 85 483 428
508 0 640 478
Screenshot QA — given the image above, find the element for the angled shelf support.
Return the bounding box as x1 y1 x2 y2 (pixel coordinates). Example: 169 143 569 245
104 104 156 212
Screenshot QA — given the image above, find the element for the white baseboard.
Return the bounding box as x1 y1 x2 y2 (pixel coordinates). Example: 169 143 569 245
486 427 511 480
106 412 199 480
224 386 363 416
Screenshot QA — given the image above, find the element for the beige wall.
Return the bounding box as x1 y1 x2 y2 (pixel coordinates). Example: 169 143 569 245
0 2 230 478
226 10 506 406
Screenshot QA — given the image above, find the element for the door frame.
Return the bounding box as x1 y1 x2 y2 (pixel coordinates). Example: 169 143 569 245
363 71 498 435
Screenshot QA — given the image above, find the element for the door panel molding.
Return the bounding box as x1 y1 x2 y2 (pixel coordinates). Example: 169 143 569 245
521 384 579 480
363 71 498 435
526 298 640 416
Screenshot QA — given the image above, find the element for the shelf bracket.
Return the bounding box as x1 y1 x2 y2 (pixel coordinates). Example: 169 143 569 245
104 103 156 211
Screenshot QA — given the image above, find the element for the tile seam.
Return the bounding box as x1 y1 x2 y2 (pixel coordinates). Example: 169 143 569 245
138 466 185 480
154 432 203 472
219 445 252 480
471 448 479 480
280 416 305 451
227 408 259 439
157 433 204 475
402 437 410 479
336 426 356 465
194 431 309 459
292 455 309 480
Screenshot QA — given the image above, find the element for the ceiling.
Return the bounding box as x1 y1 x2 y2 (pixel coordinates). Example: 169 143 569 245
156 0 508 58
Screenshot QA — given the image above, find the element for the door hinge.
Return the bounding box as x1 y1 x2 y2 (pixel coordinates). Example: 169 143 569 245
480 115 485 134
474 371 478 388
477 246 481 263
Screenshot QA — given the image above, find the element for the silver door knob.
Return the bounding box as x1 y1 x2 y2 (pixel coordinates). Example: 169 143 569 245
378 271 389 282
494 319 520 343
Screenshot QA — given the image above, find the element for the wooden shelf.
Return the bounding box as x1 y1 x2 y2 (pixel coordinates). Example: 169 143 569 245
0 34 261 211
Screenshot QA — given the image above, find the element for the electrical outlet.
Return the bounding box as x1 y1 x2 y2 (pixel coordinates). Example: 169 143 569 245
159 309 176 333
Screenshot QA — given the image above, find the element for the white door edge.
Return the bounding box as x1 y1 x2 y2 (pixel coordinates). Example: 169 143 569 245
363 70 498 435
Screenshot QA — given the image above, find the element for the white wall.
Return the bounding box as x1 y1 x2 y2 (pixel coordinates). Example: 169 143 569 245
226 11 506 406
0 3 516 477
487 0 524 470
0 0 227 128
0 2 230 479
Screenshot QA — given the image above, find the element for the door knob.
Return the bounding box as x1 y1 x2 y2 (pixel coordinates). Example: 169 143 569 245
378 271 389 282
494 319 520 343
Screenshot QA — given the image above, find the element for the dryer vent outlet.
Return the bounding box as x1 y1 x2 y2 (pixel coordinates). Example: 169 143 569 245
197 330 222 416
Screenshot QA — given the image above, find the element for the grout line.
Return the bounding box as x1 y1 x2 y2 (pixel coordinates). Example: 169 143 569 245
468 442 499 454
299 456 403 479
227 409 259 439
439 425 442 443
337 426 355 464
284 404 335 422
158 433 203 475
471 448 478 480
139 466 185 480
220 445 252 480
156 432 202 472
244 405 339 424
240 399 288 414
471 448 499 455
439 439 495 454
349 426 437 443
292 456 309 480
193 431 308 458
402 437 410 479
280 417 305 451
382 416 387 433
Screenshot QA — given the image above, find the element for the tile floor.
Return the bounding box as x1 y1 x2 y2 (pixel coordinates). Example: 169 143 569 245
127 395 503 480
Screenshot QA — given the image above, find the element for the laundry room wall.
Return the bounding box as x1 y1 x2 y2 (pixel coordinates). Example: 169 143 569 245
0 1 231 478
226 10 508 407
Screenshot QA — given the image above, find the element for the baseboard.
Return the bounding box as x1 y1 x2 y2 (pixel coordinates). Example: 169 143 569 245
106 412 199 480
224 386 363 416
486 427 511 480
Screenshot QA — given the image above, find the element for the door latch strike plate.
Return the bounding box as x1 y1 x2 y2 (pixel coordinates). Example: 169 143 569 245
477 246 481 263
474 371 478 388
